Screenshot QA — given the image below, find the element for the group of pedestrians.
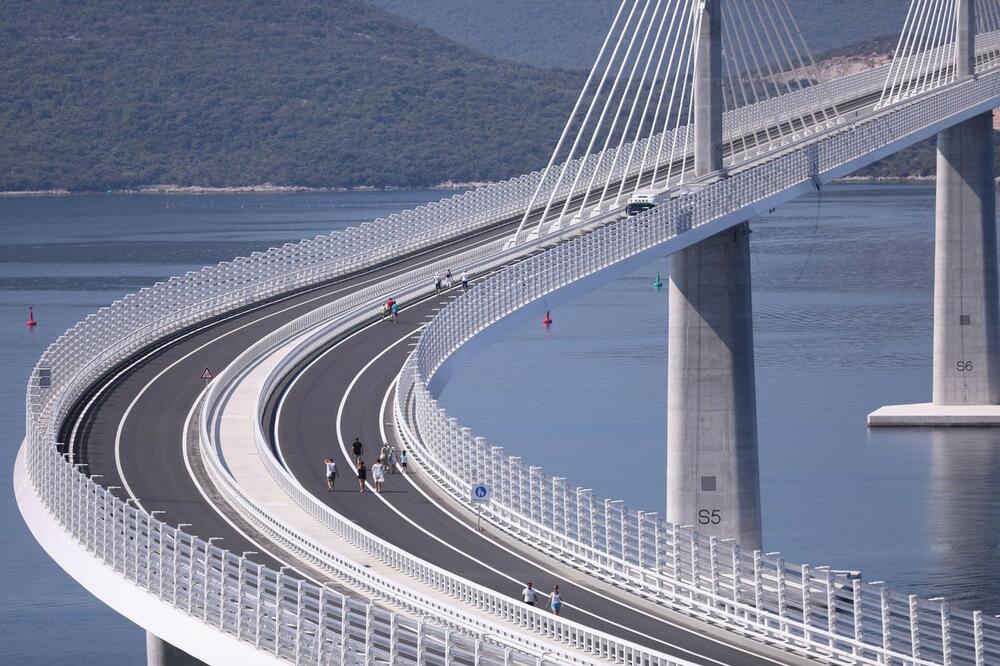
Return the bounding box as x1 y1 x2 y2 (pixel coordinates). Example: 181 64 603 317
434 269 470 294
520 582 563 615
326 437 409 494
381 296 400 323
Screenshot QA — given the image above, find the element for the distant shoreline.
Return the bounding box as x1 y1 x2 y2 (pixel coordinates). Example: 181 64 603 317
0 177 959 199
0 181 489 198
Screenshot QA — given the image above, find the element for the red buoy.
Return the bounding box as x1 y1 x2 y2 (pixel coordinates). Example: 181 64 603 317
542 310 553 326
26 306 37 328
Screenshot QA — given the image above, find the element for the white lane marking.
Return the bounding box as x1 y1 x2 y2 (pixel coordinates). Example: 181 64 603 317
181 387 316 581
276 328 771 666
98 223 515 509
374 379 785 666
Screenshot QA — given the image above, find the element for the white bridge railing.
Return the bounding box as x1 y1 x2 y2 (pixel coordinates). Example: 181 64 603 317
398 57 1000 666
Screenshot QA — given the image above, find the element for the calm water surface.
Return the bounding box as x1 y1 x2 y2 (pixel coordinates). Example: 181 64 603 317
2 184 997 662
0 191 452 663
440 183 1000 612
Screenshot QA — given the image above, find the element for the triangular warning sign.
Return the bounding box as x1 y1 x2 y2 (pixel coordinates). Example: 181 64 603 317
200 367 214 381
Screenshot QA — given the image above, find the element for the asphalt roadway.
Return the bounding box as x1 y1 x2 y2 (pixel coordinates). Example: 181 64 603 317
268 281 796 666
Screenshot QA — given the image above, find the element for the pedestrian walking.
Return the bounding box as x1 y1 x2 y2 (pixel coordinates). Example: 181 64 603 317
372 460 386 492
461 271 469 292
521 582 537 606
550 585 562 615
351 437 364 462
384 297 395 321
390 300 399 323
324 457 338 491
400 449 408 473
356 460 367 493
380 442 394 473
434 273 443 294
445 269 453 289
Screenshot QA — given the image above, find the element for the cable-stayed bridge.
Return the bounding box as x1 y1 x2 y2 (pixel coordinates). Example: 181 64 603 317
14 1 1000 664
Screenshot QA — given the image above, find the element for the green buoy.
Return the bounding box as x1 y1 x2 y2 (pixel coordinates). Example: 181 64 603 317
654 271 663 290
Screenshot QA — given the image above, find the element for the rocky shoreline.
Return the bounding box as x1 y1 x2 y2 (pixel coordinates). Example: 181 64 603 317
0 181 489 198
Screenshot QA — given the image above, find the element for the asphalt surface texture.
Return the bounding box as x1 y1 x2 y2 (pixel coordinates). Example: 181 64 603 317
269 280 791 666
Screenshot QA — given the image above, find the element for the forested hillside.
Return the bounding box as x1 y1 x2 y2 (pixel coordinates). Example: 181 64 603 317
368 0 912 71
0 1 993 193
0 1 582 191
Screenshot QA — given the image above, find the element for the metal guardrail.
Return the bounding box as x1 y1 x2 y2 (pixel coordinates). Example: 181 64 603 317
398 57 1000 666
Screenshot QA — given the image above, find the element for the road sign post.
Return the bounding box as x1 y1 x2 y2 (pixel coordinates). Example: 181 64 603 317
470 483 490 531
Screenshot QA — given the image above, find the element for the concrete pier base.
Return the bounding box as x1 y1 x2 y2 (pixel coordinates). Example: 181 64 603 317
147 632 206 666
667 222 762 550
869 112 1000 426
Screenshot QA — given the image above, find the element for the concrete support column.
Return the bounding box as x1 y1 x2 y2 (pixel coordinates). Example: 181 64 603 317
147 632 205 666
667 0 761 548
932 112 1000 405
667 223 762 550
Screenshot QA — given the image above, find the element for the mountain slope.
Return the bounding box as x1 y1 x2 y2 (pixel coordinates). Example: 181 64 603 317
367 0 912 71
0 1 582 191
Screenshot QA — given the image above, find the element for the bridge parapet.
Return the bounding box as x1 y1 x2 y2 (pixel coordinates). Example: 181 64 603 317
400 54 1000 666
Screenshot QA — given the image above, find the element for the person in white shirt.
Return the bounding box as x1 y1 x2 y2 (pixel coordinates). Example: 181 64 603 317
461 271 469 291
521 582 537 606
372 460 386 493
550 585 562 615
323 458 337 491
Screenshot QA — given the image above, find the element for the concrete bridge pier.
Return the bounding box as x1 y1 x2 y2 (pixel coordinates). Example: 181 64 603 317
932 112 1000 407
666 0 762 549
868 0 1000 426
667 222 762 549
147 632 205 666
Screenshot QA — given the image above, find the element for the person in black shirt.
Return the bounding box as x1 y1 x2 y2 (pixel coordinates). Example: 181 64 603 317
356 460 367 493
351 437 364 462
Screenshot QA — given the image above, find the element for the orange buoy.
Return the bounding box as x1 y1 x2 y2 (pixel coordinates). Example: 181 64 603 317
26 306 37 328
542 310 553 326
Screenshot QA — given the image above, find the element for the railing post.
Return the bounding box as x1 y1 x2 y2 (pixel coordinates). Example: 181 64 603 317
294 580 304 664
775 556 787 633
709 536 720 610
853 580 864 659
339 597 349 665
256 564 265 650
801 564 812 643
880 583 891 661
974 610 984 666
941 599 952 666
909 594 920 662
753 550 763 626
818 567 835 650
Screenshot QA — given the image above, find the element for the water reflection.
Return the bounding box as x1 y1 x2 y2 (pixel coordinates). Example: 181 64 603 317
926 429 1000 608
